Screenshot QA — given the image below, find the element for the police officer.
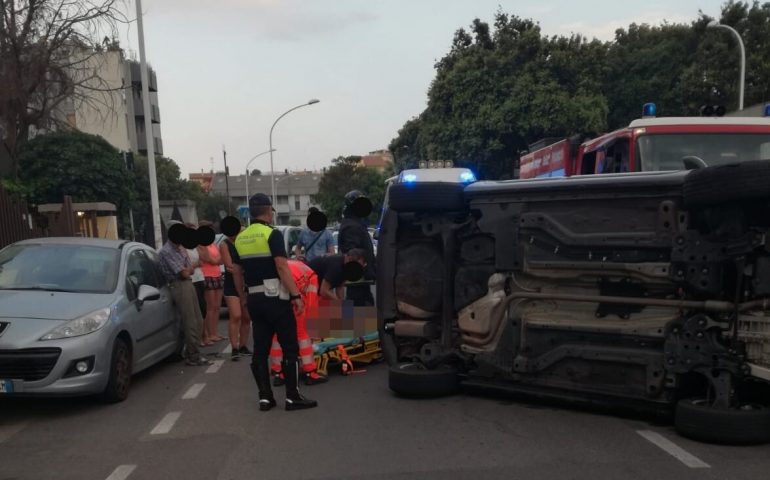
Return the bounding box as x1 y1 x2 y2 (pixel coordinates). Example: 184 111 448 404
234 193 317 411
338 190 376 306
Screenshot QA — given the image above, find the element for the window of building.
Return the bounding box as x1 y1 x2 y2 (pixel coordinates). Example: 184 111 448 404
277 195 289 205
294 197 300 211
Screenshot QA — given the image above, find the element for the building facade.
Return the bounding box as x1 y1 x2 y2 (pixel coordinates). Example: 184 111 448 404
208 172 322 225
60 48 164 157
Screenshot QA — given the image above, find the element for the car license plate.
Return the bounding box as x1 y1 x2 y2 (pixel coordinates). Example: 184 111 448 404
0 380 14 393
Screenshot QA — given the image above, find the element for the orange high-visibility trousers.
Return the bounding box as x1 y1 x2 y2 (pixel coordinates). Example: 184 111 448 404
270 260 319 373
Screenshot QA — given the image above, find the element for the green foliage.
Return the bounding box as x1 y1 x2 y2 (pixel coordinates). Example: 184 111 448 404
390 2 770 179
18 131 133 208
289 218 302 227
196 193 231 224
317 156 387 223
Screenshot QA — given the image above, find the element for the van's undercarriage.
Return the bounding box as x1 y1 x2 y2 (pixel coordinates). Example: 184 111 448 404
377 163 770 443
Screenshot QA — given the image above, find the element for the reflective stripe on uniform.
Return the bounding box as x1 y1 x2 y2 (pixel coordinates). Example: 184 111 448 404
239 253 273 259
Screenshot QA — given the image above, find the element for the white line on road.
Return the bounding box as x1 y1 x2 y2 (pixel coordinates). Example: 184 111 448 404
0 421 27 444
105 465 136 480
150 411 181 435
182 383 206 400
637 430 710 468
206 359 225 374
222 344 232 354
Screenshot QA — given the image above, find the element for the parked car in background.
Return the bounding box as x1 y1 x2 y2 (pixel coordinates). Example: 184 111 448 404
0 238 180 402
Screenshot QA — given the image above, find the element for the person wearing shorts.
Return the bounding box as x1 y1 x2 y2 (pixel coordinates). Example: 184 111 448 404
220 219 252 361
198 221 225 346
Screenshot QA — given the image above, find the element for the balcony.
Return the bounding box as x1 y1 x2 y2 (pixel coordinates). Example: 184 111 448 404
137 136 163 156
133 101 160 123
129 62 158 92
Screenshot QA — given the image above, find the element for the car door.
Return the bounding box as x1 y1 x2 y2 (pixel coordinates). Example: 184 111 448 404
123 248 171 369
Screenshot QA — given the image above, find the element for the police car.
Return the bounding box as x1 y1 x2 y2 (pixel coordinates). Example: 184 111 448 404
375 162 477 238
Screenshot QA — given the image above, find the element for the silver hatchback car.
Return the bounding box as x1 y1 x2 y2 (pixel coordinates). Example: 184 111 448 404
0 238 180 402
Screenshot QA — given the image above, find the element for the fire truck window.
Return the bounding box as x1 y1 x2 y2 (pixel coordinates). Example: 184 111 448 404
600 140 630 174
581 151 596 174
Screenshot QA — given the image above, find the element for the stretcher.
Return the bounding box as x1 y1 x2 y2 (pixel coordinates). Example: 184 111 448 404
313 332 383 376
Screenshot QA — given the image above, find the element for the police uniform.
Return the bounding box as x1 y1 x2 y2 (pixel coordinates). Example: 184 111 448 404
234 193 317 411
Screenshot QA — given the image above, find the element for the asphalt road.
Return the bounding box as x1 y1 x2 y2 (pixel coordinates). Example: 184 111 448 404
2 319 770 480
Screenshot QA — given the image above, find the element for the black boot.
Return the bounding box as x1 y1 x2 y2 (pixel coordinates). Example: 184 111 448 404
282 359 318 411
250 361 276 411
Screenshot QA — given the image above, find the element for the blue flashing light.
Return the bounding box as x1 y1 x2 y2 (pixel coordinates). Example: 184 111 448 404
403 173 418 183
459 171 477 183
764 104 770 117
642 102 657 118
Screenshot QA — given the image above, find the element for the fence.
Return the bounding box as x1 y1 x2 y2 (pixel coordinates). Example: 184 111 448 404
0 184 77 250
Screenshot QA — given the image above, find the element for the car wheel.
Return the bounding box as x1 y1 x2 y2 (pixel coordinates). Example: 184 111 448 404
389 183 466 212
674 398 770 444
388 362 459 398
101 337 132 403
683 161 770 207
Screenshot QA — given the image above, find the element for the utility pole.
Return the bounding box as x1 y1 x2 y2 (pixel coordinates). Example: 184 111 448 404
135 0 162 248
223 145 231 214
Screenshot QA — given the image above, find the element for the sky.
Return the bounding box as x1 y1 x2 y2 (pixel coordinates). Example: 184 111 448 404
122 0 727 178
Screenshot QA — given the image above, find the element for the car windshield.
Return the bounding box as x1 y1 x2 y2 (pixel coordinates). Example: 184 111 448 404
637 133 770 171
0 243 120 293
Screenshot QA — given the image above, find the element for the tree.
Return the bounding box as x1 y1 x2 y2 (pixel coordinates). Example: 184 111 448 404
0 0 127 177
391 11 608 180
15 130 134 237
249 169 262 176
317 156 387 224
17 130 132 206
131 154 208 243
390 2 770 179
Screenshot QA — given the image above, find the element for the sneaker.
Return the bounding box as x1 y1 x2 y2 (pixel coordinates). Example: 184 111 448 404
304 371 329 386
231 350 240 362
239 346 253 356
259 397 277 411
272 371 285 387
285 395 318 411
185 356 212 366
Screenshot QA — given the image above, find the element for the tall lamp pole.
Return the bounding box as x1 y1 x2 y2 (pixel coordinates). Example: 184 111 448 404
135 0 161 248
268 99 320 205
245 148 275 225
708 20 746 111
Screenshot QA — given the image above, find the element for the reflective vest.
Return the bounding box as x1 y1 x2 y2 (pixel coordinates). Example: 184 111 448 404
235 222 282 295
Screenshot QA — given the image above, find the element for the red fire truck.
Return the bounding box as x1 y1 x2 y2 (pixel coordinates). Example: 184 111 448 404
519 104 770 178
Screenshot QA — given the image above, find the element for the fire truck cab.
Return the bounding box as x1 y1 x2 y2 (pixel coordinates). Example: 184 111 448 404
520 106 770 179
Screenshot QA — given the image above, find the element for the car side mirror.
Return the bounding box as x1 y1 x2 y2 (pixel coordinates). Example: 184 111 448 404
137 285 161 308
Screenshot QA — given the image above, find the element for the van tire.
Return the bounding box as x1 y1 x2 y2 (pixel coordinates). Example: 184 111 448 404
683 161 770 207
389 183 466 212
389 362 459 398
674 398 770 444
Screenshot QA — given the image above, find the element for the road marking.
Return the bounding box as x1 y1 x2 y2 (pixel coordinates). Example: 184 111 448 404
150 411 181 435
637 430 710 468
0 421 27 444
105 465 136 480
206 360 225 374
222 344 232 354
182 383 206 400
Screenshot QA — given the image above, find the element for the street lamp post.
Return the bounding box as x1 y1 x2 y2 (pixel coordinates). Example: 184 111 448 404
708 20 746 111
244 149 276 225
268 99 320 205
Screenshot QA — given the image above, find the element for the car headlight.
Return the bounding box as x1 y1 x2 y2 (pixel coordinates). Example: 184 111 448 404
40 308 111 341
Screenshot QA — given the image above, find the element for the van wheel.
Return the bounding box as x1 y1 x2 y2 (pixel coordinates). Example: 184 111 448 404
101 338 132 403
389 183 466 212
388 362 458 398
683 161 770 207
674 398 770 444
